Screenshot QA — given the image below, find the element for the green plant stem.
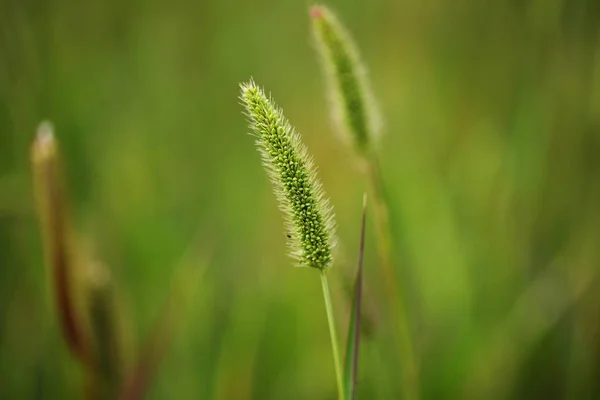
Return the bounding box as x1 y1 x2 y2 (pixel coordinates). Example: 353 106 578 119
366 155 418 400
321 272 345 400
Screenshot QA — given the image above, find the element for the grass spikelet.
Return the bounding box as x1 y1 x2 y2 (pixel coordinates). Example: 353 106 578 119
240 79 336 271
311 4 382 156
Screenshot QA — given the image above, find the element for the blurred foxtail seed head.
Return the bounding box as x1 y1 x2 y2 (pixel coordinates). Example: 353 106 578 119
31 121 89 364
311 4 383 158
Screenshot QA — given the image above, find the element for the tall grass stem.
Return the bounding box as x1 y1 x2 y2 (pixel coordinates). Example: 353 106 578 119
366 155 418 400
321 272 344 400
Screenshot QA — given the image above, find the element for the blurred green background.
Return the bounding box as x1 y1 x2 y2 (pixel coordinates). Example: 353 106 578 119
2 0 600 398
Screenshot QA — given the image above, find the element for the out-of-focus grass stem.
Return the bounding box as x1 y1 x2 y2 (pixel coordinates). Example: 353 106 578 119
366 154 417 400
87 262 123 399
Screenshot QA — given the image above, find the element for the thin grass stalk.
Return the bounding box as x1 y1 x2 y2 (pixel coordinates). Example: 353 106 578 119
343 193 367 400
321 273 345 400
366 155 418 399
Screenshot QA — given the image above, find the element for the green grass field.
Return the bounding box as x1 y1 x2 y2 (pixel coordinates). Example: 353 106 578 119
2 0 600 398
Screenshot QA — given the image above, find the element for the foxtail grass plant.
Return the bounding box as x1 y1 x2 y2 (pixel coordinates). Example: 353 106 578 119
32 122 202 399
31 122 89 365
31 123 122 397
311 4 418 398
240 80 344 399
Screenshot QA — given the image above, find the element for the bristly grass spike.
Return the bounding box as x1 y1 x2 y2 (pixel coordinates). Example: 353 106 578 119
240 79 337 272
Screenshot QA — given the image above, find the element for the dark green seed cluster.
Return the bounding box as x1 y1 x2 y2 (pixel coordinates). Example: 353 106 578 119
241 81 335 270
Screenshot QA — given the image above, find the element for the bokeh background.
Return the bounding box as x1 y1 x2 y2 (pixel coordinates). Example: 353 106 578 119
2 0 600 398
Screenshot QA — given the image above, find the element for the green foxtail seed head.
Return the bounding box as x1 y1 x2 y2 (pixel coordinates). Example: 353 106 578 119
240 79 336 271
311 4 382 157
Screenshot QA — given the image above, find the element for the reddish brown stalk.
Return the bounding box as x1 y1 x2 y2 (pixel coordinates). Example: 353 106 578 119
31 123 88 365
352 193 367 391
